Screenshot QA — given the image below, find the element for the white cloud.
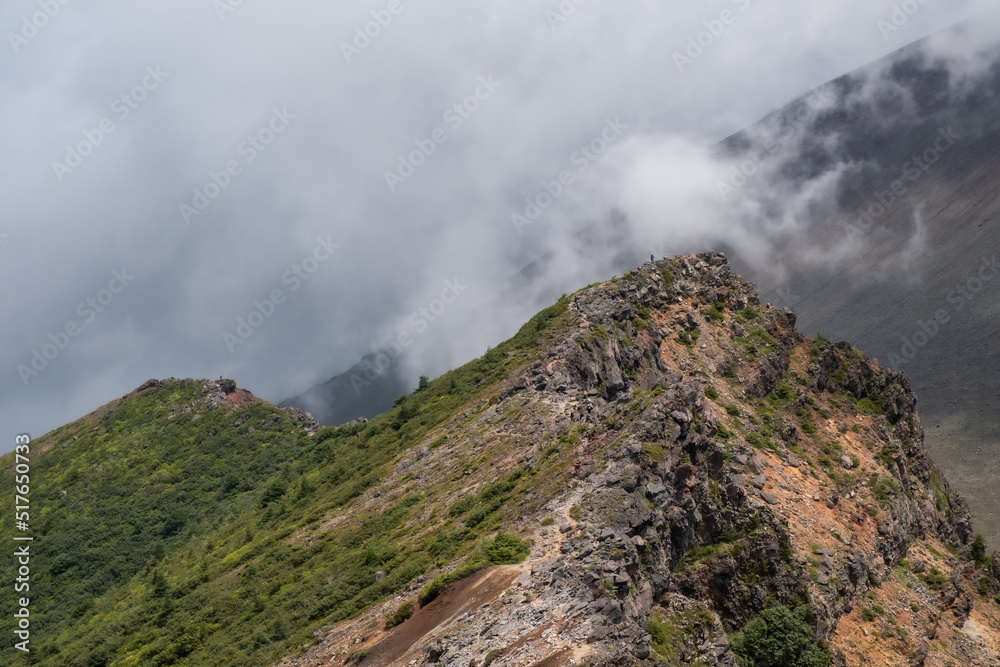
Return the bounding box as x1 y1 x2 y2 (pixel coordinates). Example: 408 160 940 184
1 0 997 443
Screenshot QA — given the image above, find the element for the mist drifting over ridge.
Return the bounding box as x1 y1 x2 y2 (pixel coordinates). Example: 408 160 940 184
2 1 999 447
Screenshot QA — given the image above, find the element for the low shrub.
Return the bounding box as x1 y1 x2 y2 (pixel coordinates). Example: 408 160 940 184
384 600 414 629
731 604 829 667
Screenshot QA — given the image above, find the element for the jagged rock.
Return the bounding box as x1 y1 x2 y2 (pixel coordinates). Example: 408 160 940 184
670 409 692 424
137 379 163 392
425 640 445 663
261 253 992 667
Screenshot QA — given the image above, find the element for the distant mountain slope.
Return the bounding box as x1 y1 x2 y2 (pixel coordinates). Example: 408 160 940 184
716 26 1000 545
279 352 411 426
5 254 1000 666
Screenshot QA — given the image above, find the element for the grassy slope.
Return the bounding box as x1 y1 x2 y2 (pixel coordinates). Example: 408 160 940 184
0 297 573 667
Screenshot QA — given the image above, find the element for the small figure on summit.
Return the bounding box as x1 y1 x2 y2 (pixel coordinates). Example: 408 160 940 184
650 254 655 262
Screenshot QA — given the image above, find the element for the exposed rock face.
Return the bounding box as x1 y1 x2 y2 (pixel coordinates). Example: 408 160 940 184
277 253 999 667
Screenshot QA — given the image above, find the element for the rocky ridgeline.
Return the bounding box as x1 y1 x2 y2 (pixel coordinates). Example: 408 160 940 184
283 253 1000 667
130 377 321 433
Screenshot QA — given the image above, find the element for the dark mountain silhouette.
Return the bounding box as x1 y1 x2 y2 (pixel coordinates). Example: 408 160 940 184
717 26 1000 545
279 351 411 425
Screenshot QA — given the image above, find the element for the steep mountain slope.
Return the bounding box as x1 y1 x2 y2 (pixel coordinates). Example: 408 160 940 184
268 253 1000 667
5 253 1000 666
716 27 1000 545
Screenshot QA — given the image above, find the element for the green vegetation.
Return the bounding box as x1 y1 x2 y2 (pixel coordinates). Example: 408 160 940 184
851 396 884 415
632 306 652 332
809 334 828 360
649 607 715 662
649 611 682 661
930 472 948 511
661 268 675 289
678 329 701 347
869 473 898 508
861 604 885 622
746 432 777 451
418 531 532 605
705 385 719 400
875 448 896 472
384 600 415 629
704 302 726 323
643 441 666 463
731 605 829 667
918 568 949 591
732 325 779 361
971 534 989 569
771 383 795 401
0 295 575 667
448 469 526 528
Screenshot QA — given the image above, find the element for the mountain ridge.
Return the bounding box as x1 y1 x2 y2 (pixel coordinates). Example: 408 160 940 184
4 253 1000 666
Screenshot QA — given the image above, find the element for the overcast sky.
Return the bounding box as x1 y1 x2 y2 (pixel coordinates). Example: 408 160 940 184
2 0 997 449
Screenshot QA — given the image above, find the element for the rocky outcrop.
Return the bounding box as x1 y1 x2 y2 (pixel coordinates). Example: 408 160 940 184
278 253 998 667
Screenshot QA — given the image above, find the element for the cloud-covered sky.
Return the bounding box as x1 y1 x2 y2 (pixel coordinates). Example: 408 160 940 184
2 0 997 448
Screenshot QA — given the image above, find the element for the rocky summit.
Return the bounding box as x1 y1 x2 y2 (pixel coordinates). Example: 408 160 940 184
4 253 1000 667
